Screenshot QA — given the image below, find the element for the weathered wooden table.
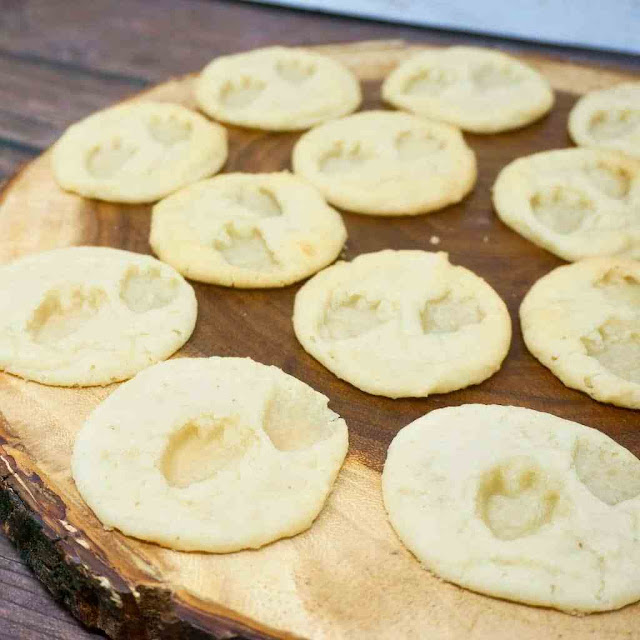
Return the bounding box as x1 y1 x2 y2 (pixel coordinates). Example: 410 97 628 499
0 2 638 639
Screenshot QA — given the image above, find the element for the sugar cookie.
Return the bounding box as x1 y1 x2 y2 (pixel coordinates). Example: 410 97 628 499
521 258 640 409
293 250 511 398
0 247 196 386
72 357 348 552
52 102 227 203
150 172 347 287
493 148 640 261
292 110 476 216
383 404 640 613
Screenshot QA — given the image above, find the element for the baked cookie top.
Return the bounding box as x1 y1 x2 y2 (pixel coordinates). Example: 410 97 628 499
383 404 640 613
382 47 554 134
72 357 348 552
52 102 227 203
493 148 640 261
521 258 640 409
195 46 361 131
569 82 640 159
292 110 477 216
0 246 196 386
150 172 347 288
293 250 511 398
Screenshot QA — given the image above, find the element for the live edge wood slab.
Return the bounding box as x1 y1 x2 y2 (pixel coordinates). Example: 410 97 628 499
0 40 638 640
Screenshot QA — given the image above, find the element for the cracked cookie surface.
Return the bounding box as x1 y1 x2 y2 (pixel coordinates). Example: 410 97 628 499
0 246 196 386
52 102 228 203
293 250 510 397
493 148 640 261
292 110 477 216
150 172 346 287
382 47 553 133
382 404 640 613
72 356 348 552
521 258 640 409
195 46 361 131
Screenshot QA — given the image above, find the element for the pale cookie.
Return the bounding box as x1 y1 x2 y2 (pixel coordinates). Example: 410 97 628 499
293 250 511 398
383 404 640 613
292 111 477 216
0 247 196 387
569 83 640 159
382 47 554 134
52 102 228 203
72 357 348 552
493 148 640 261
195 46 361 131
150 172 347 288
521 258 640 409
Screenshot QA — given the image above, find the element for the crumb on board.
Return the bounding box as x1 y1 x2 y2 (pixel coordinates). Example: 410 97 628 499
483 235 489 243
429 235 440 245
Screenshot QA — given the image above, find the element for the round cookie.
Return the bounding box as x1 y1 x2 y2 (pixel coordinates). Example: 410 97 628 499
383 404 640 613
569 83 640 159
521 258 640 409
0 247 197 386
293 250 511 398
382 47 554 134
292 110 477 216
72 357 348 552
493 148 640 261
150 172 347 288
195 46 361 131
52 102 228 203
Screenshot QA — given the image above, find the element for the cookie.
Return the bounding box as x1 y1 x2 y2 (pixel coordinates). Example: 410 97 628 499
569 83 640 159
0 247 196 386
293 250 511 398
72 357 348 552
150 172 347 288
521 258 640 409
382 47 554 134
383 404 640 613
195 46 361 131
292 110 477 216
493 148 640 261
52 102 228 203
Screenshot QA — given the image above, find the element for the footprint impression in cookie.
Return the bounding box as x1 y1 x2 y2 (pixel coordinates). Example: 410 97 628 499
195 46 361 131
383 404 640 613
52 102 228 203
0 247 197 386
569 83 640 159
382 46 554 134
293 250 511 398
72 357 349 552
521 258 640 409
292 111 477 216
150 172 347 287
493 148 640 261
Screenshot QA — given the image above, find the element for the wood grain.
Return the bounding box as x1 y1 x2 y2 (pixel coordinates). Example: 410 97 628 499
0 39 639 640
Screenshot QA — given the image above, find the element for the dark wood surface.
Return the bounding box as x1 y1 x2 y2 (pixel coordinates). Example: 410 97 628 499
0 2 639 639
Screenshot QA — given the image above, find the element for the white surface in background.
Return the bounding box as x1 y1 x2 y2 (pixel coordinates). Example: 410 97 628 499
247 0 640 55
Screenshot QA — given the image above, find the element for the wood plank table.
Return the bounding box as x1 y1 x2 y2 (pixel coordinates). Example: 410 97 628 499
0 2 638 639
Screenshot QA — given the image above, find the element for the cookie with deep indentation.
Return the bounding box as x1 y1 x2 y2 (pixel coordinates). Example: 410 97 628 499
521 258 640 409
52 102 227 203
195 46 361 131
383 404 640 613
150 172 347 287
293 250 511 398
292 110 477 216
493 148 640 261
0 247 196 386
569 83 640 159
72 356 348 552
382 47 554 133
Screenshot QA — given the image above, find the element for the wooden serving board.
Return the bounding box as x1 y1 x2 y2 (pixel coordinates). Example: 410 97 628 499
0 40 638 640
